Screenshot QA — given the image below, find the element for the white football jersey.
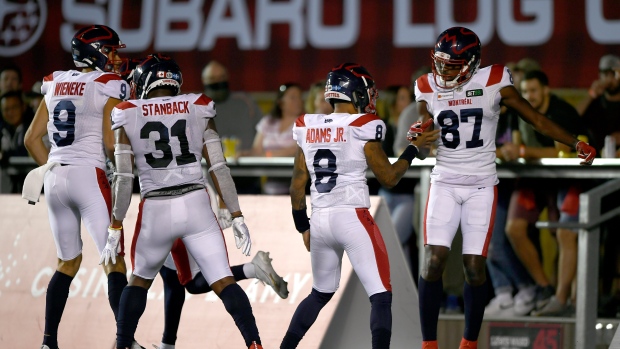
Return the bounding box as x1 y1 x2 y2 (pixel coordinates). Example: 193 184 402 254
415 65 513 176
41 70 129 169
111 93 215 195
293 113 386 209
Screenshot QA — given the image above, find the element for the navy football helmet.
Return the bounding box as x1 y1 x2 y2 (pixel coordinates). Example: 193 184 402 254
325 63 378 114
71 25 126 73
132 54 183 99
431 27 481 89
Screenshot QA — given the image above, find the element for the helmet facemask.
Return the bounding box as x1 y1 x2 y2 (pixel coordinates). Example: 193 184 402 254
100 44 127 74
431 50 479 90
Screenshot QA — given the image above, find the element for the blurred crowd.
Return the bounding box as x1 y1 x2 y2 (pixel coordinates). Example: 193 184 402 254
2 52 620 319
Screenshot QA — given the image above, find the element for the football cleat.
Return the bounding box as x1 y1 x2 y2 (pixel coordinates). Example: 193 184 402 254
252 251 289 299
152 344 175 349
459 338 478 349
248 341 263 349
422 340 438 349
131 341 145 349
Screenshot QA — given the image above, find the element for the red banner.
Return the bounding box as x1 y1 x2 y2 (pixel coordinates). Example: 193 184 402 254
1 0 619 93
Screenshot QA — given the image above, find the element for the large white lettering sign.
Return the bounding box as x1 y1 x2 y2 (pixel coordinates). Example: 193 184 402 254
52 0 620 54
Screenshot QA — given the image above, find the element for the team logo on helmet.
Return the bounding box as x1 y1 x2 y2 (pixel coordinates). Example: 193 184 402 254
0 0 47 57
132 53 183 99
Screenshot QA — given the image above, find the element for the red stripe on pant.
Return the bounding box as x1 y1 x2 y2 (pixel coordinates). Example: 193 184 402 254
423 184 432 246
131 199 146 271
355 208 391 292
481 186 498 257
170 239 193 285
96 167 125 256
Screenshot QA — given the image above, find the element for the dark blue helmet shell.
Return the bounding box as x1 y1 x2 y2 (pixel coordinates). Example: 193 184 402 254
431 27 481 89
71 25 126 72
132 54 183 99
325 63 378 114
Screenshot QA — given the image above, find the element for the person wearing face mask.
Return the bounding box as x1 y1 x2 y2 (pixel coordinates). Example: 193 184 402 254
202 60 263 154
202 60 263 194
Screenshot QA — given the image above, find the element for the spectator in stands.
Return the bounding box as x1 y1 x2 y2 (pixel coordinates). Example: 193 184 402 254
391 67 431 280
244 83 302 194
485 68 536 317
511 58 541 93
202 60 263 193
0 66 22 96
505 70 582 314
394 67 432 153
304 80 333 115
0 91 31 192
376 85 420 266
26 81 44 112
202 60 263 153
580 54 620 154
580 54 620 317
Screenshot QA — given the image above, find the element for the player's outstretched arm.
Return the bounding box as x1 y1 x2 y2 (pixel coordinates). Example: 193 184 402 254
290 146 311 251
24 99 51 166
202 119 251 255
500 85 596 165
415 101 435 160
365 124 439 189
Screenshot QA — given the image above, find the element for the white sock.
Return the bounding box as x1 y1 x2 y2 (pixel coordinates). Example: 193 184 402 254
243 262 256 279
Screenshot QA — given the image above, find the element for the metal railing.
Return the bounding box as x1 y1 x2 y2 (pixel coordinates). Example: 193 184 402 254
536 179 620 349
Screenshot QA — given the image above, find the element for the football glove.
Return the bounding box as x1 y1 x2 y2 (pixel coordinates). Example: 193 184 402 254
218 208 233 229
232 216 251 256
407 118 434 141
99 227 122 266
575 141 596 166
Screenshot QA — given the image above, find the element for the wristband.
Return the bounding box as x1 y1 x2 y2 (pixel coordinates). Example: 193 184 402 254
398 144 419 163
292 209 310 233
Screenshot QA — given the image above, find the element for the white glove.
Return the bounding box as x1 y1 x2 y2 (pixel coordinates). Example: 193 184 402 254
99 227 122 266
218 208 233 229
232 216 251 256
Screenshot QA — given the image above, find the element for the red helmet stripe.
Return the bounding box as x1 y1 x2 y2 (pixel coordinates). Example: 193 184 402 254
438 28 479 55
77 25 114 44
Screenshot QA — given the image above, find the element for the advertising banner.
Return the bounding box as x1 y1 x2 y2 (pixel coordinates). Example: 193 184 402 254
0 0 619 93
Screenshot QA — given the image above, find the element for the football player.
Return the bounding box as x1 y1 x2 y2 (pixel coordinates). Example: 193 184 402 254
156 184 288 349
116 58 287 349
23 25 145 349
415 27 596 349
282 63 439 349
108 54 263 349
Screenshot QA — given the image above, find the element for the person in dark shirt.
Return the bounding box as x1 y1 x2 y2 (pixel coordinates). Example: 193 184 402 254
505 70 583 315
0 91 32 192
